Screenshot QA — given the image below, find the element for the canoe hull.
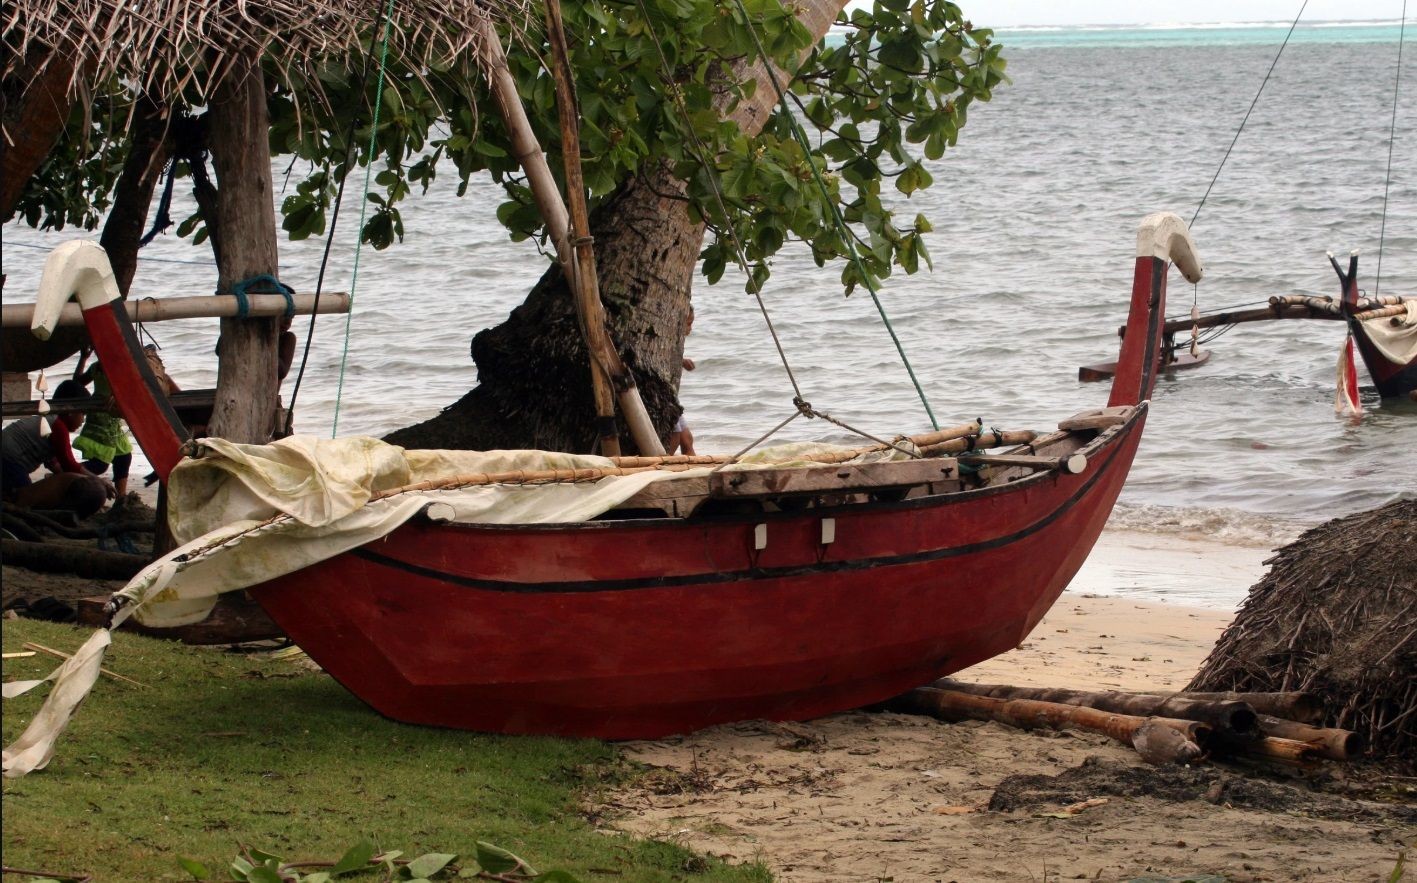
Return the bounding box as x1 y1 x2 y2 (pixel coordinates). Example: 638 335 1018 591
249 411 1143 738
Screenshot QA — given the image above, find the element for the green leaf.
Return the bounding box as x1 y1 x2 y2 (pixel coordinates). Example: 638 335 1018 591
178 857 211 880
229 856 253 881
331 839 377 876
405 854 457 878
474 842 523 875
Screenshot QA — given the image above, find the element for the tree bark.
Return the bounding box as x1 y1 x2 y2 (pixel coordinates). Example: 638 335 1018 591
99 96 174 295
386 0 847 453
206 51 282 444
0 50 80 220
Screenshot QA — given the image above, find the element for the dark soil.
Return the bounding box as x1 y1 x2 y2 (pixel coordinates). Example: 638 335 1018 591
989 754 1417 825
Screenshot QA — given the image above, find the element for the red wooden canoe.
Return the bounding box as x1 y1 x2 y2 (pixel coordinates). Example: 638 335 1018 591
31 212 1203 738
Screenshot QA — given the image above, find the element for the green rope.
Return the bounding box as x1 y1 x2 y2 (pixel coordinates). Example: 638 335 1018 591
729 0 939 430
332 0 397 437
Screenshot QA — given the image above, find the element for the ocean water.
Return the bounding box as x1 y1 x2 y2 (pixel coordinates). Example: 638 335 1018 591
4 20 1414 558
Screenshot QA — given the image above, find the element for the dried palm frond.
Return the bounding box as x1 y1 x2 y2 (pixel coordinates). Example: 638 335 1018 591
3 0 531 105
1189 499 1417 761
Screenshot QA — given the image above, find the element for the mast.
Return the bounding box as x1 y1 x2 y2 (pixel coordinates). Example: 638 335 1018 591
474 13 665 456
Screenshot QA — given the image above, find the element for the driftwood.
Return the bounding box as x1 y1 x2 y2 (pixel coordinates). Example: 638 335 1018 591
1 538 147 579
888 686 1210 765
1173 691 1323 725
1256 715 1364 761
934 679 1257 737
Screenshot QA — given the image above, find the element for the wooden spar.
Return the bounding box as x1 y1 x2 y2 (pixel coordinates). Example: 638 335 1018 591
889 687 1211 765
473 12 663 456
543 0 622 456
958 452 1087 475
1175 691 1323 724
1257 715 1363 761
2 293 351 328
919 429 1037 457
932 679 1257 736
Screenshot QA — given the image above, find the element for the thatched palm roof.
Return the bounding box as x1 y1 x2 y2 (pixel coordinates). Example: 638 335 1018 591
3 0 529 103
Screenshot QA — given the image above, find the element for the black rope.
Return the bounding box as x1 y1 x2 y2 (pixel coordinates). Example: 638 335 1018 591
1190 1 1309 229
137 159 177 247
1374 0 1407 298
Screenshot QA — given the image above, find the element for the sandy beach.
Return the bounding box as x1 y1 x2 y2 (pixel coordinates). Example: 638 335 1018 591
599 529 1416 882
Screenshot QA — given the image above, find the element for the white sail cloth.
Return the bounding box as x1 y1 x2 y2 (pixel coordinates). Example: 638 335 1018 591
1361 300 1417 366
4 434 913 777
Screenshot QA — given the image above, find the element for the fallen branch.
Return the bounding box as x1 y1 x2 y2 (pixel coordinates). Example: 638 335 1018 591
22 642 148 688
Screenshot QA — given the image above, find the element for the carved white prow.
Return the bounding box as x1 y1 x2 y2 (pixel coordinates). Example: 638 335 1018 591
32 240 122 341
1136 212 1203 284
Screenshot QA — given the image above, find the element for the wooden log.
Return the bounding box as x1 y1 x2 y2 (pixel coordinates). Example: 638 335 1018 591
1230 735 1324 765
889 687 1209 764
1 293 351 328
1174 691 1323 724
1257 715 1363 761
934 680 1258 736
0 539 147 580
1353 304 1410 323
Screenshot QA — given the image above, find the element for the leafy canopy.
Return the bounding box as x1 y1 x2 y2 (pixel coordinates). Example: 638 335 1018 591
15 0 1004 294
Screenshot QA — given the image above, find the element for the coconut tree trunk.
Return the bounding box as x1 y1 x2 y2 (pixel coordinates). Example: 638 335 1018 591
0 50 81 221
206 51 282 444
385 0 846 453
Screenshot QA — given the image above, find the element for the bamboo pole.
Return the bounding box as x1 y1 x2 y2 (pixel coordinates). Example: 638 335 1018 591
2 293 351 328
1175 691 1323 724
1353 304 1410 323
543 0 626 457
890 687 1210 765
919 430 1037 458
958 452 1087 475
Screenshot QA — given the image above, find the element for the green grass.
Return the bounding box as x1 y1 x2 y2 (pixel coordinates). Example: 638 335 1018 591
2 619 769 882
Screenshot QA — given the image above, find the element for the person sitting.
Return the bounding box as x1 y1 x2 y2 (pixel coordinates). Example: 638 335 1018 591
666 305 697 456
72 360 134 503
1 379 114 519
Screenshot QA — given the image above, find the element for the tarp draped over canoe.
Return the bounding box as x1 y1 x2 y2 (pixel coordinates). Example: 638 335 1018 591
3 434 914 777
1361 300 1417 366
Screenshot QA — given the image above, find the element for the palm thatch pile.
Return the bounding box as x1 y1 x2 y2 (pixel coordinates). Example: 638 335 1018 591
3 0 527 111
1189 499 1417 761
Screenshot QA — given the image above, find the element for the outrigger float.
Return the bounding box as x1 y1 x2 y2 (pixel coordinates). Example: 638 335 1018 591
1079 255 1416 403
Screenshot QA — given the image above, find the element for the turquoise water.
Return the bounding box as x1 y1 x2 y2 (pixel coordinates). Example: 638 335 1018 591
992 20 1409 48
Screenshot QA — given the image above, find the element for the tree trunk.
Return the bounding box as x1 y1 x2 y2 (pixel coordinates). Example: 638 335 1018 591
99 96 174 295
0 50 81 220
386 0 846 453
206 51 281 444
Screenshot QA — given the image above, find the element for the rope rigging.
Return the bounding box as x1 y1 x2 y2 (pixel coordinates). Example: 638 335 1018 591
1374 0 1408 297
330 0 398 437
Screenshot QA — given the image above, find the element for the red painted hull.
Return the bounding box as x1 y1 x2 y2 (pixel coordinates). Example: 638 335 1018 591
249 413 1144 738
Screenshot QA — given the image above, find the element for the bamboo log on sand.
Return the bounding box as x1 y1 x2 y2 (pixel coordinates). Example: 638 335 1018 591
1174 690 1323 724
888 687 1210 765
934 679 1258 737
